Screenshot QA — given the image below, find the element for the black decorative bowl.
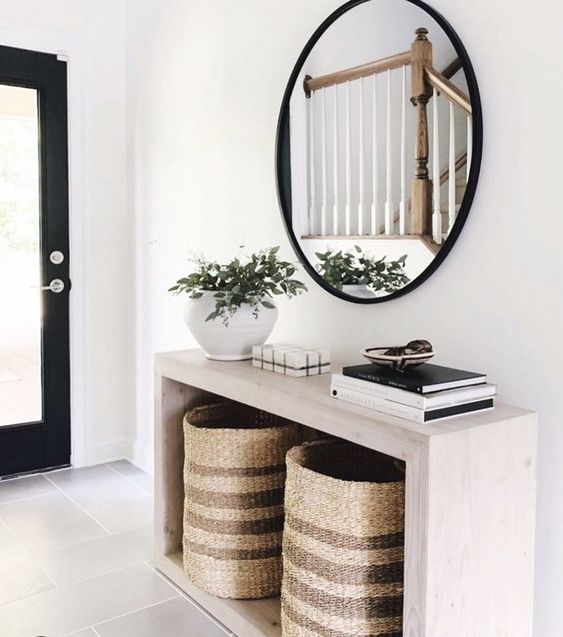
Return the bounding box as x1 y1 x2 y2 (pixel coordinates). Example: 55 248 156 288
362 340 434 371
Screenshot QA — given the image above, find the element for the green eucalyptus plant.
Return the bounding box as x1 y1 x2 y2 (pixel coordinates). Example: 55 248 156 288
315 246 410 294
169 247 307 325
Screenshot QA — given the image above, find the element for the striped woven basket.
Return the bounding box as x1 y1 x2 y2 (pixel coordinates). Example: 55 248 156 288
282 439 406 637
183 401 309 600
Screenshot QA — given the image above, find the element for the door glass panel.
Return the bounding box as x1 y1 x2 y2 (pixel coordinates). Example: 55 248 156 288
0 84 42 426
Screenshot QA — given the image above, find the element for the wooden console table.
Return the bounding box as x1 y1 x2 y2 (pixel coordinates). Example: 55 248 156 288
154 349 537 637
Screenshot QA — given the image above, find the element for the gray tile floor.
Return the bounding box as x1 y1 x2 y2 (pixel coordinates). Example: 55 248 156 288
0 461 231 637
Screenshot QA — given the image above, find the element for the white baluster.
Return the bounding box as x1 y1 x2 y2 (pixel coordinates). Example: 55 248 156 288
371 74 378 235
432 88 442 244
332 86 339 235
358 78 365 236
345 81 352 236
307 92 316 235
466 115 473 185
320 88 328 236
448 102 456 233
399 65 407 235
385 69 394 235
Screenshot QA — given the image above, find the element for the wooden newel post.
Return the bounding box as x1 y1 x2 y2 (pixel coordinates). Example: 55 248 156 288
411 27 433 236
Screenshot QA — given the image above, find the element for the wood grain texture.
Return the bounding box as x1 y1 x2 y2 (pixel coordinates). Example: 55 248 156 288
403 445 429 636
381 152 466 238
441 57 462 80
424 414 537 636
425 66 472 116
411 28 433 101
411 177 432 235
306 51 411 93
155 350 537 637
440 152 467 186
156 551 282 637
420 234 441 256
154 375 219 556
410 28 433 237
155 351 531 448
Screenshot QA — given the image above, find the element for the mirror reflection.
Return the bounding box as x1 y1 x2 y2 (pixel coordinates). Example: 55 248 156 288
281 0 476 300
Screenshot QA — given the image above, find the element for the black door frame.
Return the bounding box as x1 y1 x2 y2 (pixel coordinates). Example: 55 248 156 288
0 45 71 477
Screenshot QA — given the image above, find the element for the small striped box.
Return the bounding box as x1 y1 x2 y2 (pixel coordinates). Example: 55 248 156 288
252 344 331 377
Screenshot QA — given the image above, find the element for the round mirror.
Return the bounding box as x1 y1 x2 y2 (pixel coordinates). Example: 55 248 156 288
276 0 482 303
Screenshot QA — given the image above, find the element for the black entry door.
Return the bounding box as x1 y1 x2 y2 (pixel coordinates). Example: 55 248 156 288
0 45 70 477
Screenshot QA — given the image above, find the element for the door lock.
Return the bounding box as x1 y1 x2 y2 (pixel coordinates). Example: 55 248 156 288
49 251 65 265
41 279 65 294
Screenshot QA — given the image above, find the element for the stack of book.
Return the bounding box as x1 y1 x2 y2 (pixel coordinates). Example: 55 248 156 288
331 363 496 423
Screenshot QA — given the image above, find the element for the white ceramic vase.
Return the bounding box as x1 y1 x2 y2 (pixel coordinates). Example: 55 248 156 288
183 291 278 361
342 284 378 299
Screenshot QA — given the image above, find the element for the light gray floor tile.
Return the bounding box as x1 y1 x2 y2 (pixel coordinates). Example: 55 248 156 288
0 521 55 604
94 596 229 637
88 495 153 534
63 630 97 637
47 465 147 511
0 563 178 637
0 492 108 553
106 461 153 494
0 548 55 604
0 474 56 504
0 518 23 558
37 526 153 586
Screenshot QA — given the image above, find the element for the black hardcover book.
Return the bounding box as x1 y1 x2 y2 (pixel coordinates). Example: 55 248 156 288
342 363 487 394
424 399 494 422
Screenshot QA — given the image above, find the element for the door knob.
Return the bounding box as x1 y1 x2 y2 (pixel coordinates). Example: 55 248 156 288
41 279 65 294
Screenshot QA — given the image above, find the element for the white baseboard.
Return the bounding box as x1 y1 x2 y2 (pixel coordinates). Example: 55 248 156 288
79 437 154 474
91 439 129 466
126 438 154 475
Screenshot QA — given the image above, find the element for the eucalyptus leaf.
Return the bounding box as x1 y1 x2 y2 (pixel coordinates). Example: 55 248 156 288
315 247 410 293
169 246 307 325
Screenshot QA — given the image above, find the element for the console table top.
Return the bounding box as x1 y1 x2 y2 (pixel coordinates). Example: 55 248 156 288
156 349 534 455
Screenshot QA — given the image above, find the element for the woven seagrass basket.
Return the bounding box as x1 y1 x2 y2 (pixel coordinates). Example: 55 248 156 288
183 401 310 600
282 439 406 637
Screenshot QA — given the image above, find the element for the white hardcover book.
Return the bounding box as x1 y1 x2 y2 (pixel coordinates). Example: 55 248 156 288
331 384 495 423
331 374 496 409
331 384 427 422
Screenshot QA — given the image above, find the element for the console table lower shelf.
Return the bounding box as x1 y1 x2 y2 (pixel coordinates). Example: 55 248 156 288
154 349 538 637
156 551 281 636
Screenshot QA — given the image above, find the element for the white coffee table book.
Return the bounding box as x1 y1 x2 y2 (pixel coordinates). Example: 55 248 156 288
154 349 538 637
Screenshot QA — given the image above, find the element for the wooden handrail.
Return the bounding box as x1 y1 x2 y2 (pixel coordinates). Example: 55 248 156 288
442 57 462 80
424 66 472 115
440 152 467 185
304 51 411 95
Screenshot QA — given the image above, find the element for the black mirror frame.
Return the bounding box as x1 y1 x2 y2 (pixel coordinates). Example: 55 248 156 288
275 0 483 304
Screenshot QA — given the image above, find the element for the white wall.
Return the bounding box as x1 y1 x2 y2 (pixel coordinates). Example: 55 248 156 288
304 0 461 74
0 0 133 465
125 0 562 633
